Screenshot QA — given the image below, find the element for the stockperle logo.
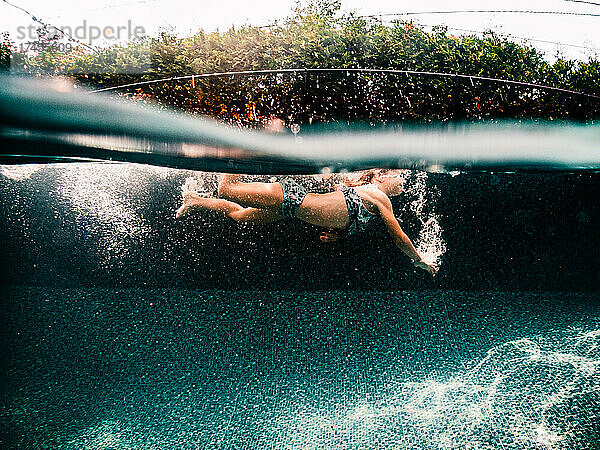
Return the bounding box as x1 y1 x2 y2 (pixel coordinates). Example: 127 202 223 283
16 20 146 47
9 17 151 74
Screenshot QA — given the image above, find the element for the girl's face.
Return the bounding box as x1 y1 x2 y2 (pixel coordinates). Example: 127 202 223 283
374 170 408 196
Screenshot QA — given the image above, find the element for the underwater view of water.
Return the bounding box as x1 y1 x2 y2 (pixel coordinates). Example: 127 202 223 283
1 160 599 449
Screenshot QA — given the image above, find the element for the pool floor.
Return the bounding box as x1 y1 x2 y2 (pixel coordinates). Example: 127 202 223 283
1 288 599 448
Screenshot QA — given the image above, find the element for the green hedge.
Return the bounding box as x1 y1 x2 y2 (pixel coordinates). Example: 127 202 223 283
3 1 599 122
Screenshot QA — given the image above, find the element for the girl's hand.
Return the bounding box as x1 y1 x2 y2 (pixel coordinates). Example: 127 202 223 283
320 229 341 243
413 260 438 277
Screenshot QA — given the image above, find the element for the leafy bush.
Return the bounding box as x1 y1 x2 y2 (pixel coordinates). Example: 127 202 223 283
4 1 599 122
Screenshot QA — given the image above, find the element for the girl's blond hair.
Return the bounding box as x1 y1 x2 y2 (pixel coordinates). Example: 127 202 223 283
344 169 390 187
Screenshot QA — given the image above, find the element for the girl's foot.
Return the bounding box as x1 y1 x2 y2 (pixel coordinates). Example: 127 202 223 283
176 191 206 218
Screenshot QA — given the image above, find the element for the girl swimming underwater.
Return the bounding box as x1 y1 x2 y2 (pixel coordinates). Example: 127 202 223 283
176 170 437 276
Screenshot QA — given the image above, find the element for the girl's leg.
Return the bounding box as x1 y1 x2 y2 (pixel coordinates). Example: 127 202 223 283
217 174 284 209
176 192 240 218
176 192 282 223
229 206 283 224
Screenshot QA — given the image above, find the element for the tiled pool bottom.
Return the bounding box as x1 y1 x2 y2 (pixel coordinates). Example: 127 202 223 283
1 288 599 449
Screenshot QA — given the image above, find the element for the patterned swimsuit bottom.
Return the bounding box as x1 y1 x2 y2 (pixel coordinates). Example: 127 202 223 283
279 177 308 219
279 177 377 235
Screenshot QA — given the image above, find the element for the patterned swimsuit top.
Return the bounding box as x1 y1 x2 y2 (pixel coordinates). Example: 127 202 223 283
339 185 379 235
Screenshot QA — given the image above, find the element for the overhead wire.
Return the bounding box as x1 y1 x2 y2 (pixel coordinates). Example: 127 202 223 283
414 22 598 52
563 0 600 7
259 8 599 55
259 8 600 29
88 0 159 12
358 9 600 19
1 0 100 53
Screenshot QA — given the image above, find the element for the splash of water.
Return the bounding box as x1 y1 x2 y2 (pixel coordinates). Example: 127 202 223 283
58 164 153 268
0 164 43 181
401 171 446 267
181 174 218 196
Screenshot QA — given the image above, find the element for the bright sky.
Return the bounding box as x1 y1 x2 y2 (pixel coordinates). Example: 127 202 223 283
2 0 599 61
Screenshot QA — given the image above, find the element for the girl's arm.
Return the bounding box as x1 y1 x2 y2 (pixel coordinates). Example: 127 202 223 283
375 195 437 276
319 228 342 242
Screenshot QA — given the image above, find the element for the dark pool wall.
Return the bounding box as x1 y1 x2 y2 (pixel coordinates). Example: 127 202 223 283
0 166 598 291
